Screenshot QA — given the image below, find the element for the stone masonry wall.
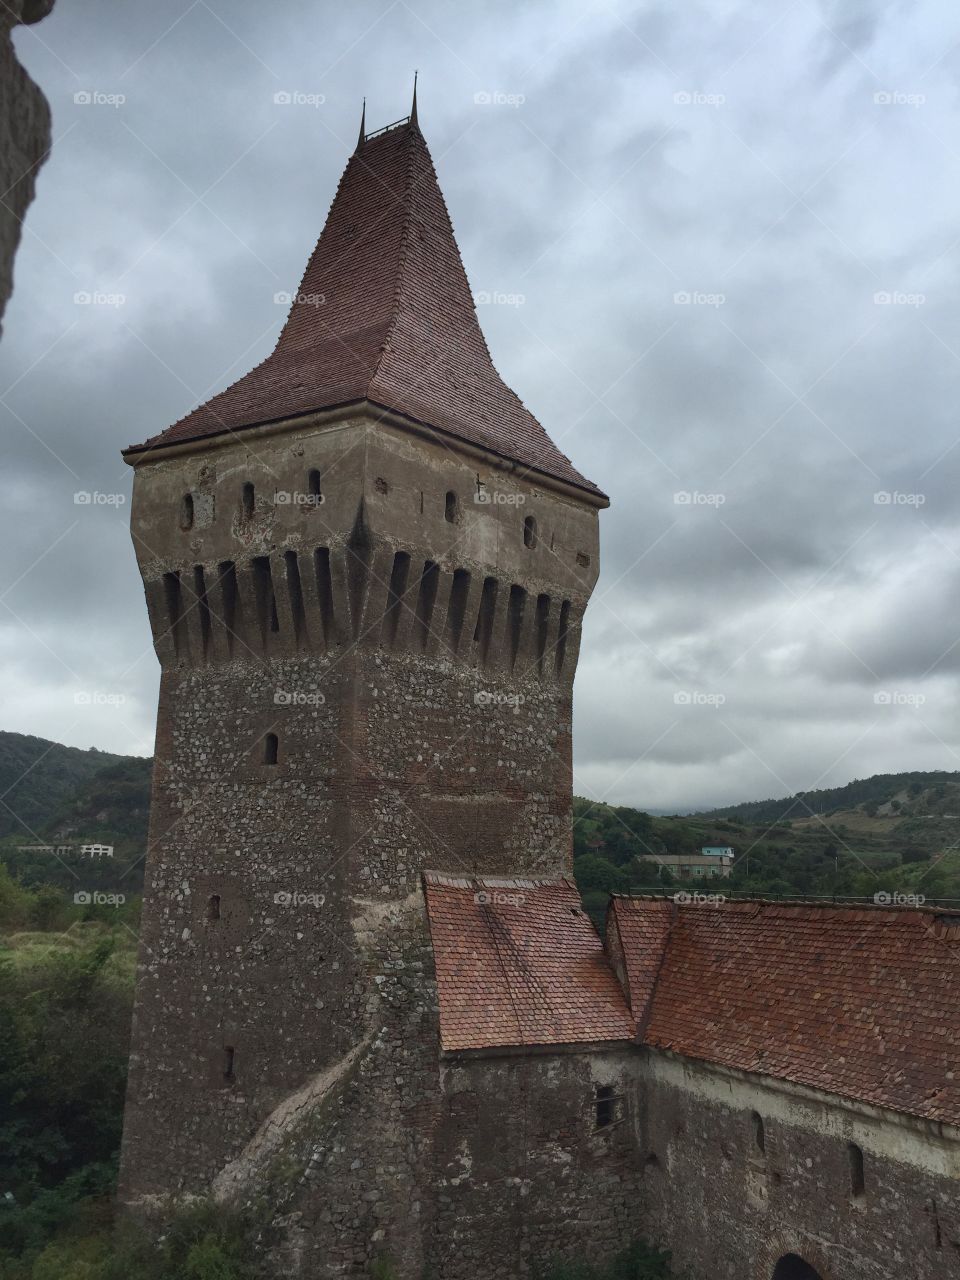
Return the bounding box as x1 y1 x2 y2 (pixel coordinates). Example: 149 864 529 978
215 891 642 1280
119 411 603 1210
0 0 55 336
637 1050 960 1280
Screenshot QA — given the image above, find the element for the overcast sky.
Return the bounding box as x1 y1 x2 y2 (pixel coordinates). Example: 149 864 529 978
4 0 960 811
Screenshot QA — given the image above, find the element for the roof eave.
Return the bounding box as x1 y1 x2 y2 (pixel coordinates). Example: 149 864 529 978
440 1038 636 1060
122 397 609 508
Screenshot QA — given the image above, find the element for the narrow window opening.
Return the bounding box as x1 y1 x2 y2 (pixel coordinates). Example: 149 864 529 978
848 1143 865 1198
555 599 572 675
263 733 278 766
180 493 194 531
523 515 538 548
445 491 459 524
284 550 306 645
307 469 323 505
193 565 211 659
241 482 255 519
206 894 221 923
217 561 239 653
534 593 550 674
473 576 498 663
163 571 186 658
595 1084 617 1129
223 1045 235 1082
314 547 335 646
446 568 471 652
384 551 411 648
252 556 280 638
507 584 526 670
931 1200 943 1250
414 560 440 649
752 1111 765 1155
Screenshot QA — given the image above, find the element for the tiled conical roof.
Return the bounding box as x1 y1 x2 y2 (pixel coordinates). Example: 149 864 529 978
126 118 603 499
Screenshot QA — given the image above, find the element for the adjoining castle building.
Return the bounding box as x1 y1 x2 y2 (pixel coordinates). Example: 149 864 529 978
119 97 960 1280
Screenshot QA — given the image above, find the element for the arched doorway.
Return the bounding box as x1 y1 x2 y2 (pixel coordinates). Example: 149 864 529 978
772 1256 824 1280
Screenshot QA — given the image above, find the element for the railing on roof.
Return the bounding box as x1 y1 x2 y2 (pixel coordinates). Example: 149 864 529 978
363 115 411 141
626 887 960 907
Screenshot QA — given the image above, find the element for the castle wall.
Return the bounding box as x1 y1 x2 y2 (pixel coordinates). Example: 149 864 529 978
637 1050 960 1280
227 909 642 1280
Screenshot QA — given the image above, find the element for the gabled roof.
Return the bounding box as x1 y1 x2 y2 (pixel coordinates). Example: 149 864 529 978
608 896 960 1126
423 872 633 1052
125 119 603 499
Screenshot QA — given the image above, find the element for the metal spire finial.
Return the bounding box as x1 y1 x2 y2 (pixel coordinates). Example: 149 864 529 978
355 97 366 151
410 71 419 127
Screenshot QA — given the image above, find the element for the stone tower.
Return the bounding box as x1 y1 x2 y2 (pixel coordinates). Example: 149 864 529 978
118 103 607 1247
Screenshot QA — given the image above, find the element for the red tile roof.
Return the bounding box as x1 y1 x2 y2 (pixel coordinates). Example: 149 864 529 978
423 872 634 1051
126 122 603 499
609 896 960 1126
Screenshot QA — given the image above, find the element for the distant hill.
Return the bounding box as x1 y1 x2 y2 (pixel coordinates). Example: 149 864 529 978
0 732 152 894
0 731 134 839
693 770 960 825
4 734 960 914
573 771 960 923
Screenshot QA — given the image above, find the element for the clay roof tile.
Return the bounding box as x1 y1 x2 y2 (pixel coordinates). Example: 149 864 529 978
125 122 603 499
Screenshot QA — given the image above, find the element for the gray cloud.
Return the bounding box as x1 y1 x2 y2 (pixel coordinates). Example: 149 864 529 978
4 0 960 811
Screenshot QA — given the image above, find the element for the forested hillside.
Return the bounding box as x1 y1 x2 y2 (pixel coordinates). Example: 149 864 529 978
0 734 131 839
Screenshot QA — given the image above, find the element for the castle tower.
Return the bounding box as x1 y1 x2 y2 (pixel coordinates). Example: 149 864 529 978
118 105 607 1228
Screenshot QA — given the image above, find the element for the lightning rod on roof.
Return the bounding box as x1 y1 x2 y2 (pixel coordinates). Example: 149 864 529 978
411 70 419 127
